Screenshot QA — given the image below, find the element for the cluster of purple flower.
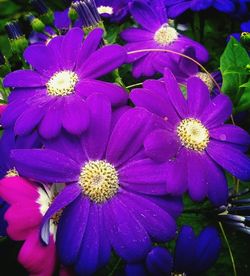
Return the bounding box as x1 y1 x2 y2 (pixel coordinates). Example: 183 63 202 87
0 0 250 275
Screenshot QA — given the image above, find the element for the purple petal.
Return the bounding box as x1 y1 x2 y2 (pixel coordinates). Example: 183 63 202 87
130 87 177 124
165 149 187 195
104 196 151 262
148 196 183 219
129 1 161 31
121 28 153 42
207 140 250 181
210 125 250 146
119 191 176 242
187 151 207 201
57 196 90 265
44 133 87 165
106 108 158 167
78 45 127 79
23 44 59 77
46 35 64 64
62 95 89 135
61 27 84 70
144 129 180 162
204 154 228 207
174 226 196 272
187 77 210 116
146 247 173 275
1 99 28 128
76 28 104 68
3 70 46 88
41 183 81 244
125 264 147 276
54 9 70 30
164 68 187 118
167 2 191 18
179 47 199 76
76 79 128 106
38 99 62 139
14 103 46 136
178 36 209 63
11 149 80 183
119 158 168 195
75 204 111 275
193 227 221 273
82 94 111 160
200 94 232 128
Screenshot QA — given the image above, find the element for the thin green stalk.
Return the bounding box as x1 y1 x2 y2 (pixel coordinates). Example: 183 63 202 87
218 222 237 276
108 258 122 276
126 82 143 89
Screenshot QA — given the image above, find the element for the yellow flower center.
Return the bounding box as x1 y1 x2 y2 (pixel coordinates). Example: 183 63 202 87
5 168 19 177
177 118 209 152
196 72 214 91
46 70 79 97
154 24 179 46
79 160 119 203
97 5 114 15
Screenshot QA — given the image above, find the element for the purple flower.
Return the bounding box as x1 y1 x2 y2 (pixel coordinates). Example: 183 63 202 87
95 0 130 22
126 225 221 275
11 95 183 275
2 27 128 139
167 46 222 95
130 69 250 206
28 9 83 45
121 0 208 78
166 0 235 18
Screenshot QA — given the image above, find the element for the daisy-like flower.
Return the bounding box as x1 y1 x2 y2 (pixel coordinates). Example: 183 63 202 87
0 176 66 275
130 69 250 206
121 0 208 78
2 27 128 139
167 46 222 95
125 225 221 276
95 0 130 22
165 0 235 18
11 95 183 275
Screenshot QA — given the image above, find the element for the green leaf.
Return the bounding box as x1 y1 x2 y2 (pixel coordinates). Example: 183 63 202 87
220 37 250 104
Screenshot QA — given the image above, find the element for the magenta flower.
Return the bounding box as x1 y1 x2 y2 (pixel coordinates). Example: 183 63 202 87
2 27 128 139
120 0 208 77
130 69 250 206
0 176 66 275
11 95 183 275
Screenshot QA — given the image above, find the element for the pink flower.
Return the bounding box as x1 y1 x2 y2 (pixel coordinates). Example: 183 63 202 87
0 176 66 276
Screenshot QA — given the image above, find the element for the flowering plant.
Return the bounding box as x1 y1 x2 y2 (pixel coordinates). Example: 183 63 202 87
0 0 250 275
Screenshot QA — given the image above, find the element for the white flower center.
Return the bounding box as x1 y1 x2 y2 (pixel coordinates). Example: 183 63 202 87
177 118 209 152
79 160 119 203
36 184 65 239
196 72 214 91
46 70 79 97
154 24 179 46
97 5 114 15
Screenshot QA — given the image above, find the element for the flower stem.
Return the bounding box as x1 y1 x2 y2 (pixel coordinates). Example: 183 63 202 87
108 257 122 276
126 82 143 89
218 222 237 276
